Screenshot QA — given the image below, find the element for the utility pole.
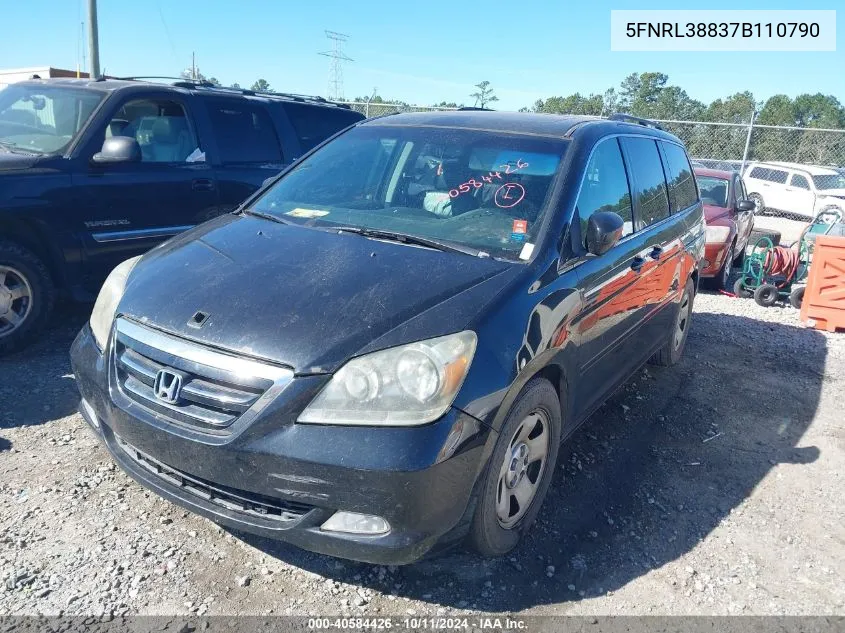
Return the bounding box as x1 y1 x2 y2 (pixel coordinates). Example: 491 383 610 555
319 31 352 100
741 106 757 175
87 0 101 79
192 52 197 80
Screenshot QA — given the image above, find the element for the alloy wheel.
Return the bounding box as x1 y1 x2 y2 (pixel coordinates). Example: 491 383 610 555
673 291 691 351
0 265 33 338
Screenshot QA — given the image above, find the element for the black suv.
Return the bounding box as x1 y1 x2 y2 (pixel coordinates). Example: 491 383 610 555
71 111 704 564
0 78 364 353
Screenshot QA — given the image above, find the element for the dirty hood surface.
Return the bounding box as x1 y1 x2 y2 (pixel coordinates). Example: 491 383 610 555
119 214 514 373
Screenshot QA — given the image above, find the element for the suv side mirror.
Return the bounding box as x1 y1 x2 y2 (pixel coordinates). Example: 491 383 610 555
737 199 755 212
92 136 142 165
585 211 624 256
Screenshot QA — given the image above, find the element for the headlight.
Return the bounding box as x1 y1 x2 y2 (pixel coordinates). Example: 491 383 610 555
705 225 731 243
298 331 477 426
90 256 142 350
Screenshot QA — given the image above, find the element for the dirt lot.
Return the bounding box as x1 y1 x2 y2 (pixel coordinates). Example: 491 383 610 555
1 284 843 617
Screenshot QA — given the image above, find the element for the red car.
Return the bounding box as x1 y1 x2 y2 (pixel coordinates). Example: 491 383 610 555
694 167 756 289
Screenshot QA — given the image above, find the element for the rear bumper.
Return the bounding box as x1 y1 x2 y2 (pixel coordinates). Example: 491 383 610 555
71 324 494 565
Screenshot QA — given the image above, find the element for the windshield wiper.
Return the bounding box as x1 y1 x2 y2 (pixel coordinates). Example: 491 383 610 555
241 209 296 225
332 226 489 258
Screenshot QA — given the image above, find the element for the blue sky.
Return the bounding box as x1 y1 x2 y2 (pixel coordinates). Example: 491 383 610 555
1 0 842 111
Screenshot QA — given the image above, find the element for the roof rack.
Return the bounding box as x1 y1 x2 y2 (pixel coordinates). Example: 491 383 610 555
608 113 663 130
110 77 350 109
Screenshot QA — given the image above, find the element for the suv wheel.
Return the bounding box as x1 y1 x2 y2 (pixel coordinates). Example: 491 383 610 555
0 240 56 356
468 377 561 557
748 193 766 216
650 277 695 367
710 242 734 291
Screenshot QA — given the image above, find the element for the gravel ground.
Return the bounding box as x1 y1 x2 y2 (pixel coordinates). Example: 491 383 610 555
1 283 843 618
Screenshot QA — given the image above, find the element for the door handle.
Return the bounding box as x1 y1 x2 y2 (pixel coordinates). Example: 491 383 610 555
630 256 646 272
192 178 214 191
649 246 663 260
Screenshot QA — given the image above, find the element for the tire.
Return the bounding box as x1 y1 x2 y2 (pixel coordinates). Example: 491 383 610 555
0 239 56 356
754 283 779 307
733 243 746 267
748 193 766 216
650 277 694 367
709 242 734 291
749 227 782 247
789 286 805 310
468 377 562 558
733 277 753 299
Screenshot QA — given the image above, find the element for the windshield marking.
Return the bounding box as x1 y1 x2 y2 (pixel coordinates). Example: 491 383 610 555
496 183 526 209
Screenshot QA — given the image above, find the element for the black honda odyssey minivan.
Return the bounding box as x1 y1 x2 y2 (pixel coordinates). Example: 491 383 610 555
71 111 704 564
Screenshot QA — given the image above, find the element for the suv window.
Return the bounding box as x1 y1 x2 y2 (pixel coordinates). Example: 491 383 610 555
282 103 362 154
790 174 811 190
205 99 282 164
109 99 201 163
768 169 788 184
621 137 670 227
576 138 633 239
660 142 698 212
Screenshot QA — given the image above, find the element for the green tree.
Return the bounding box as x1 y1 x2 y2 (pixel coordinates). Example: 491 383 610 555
230 82 241 89
470 81 499 108
251 79 272 92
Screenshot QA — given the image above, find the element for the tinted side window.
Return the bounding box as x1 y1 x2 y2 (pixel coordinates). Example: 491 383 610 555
749 167 766 179
769 169 788 184
576 138 633 240
791 174 810 189
205 99 282 164
621 137 670 227
282 103 362 154
661 142 698 212
109 99 201 163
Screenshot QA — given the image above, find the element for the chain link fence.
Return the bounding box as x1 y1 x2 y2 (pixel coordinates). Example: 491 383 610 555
336 101 455 118
652 118 845 220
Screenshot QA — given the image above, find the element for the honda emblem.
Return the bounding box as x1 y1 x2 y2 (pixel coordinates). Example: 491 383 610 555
154 369 184 404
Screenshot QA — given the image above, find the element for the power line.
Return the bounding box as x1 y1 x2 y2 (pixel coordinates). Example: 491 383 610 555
319 30 352 101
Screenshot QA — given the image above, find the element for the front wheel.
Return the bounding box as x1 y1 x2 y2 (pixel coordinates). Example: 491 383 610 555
710 242 734 291
748 193 766 216
650 277 695 367
468 377 561 557
0 240 56 356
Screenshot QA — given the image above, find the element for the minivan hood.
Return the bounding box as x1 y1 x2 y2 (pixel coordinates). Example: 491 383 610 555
119 214 514 373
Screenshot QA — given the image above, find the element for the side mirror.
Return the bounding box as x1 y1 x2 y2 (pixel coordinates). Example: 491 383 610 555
92 136 141 164
585 211 624 256
737 199 755 212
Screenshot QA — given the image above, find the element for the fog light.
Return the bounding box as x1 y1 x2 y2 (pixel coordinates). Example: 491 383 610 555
81 398 100 429
320 512 390 535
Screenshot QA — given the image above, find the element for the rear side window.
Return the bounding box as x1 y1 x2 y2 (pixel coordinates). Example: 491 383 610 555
660 142 698 212
282 103 362 154
791 174 811 190
575 138 633 238
621 137 670 227
205 99 282 164
769 169 788 184
749 166 767 179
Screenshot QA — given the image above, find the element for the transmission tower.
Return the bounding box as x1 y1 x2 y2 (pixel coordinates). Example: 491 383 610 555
319 30 352 100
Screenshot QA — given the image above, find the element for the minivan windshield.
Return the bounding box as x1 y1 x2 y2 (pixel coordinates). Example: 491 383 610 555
812 174 845 191
0 84 104 154
249 124 568 260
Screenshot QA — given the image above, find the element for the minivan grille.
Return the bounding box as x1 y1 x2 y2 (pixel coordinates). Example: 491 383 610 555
111 318 292 435
116 436 313 522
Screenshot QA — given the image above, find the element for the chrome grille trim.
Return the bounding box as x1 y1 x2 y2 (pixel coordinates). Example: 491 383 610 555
111 318 293 434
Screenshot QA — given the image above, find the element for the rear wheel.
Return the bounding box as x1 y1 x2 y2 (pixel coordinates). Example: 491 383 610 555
748 193 766 216
789 286 805 309
469 378 561 557
754 283 779 307
0 240 56 356
650 277 694 367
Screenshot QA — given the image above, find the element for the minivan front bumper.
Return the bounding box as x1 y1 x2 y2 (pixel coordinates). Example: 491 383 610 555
70 323 494 565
